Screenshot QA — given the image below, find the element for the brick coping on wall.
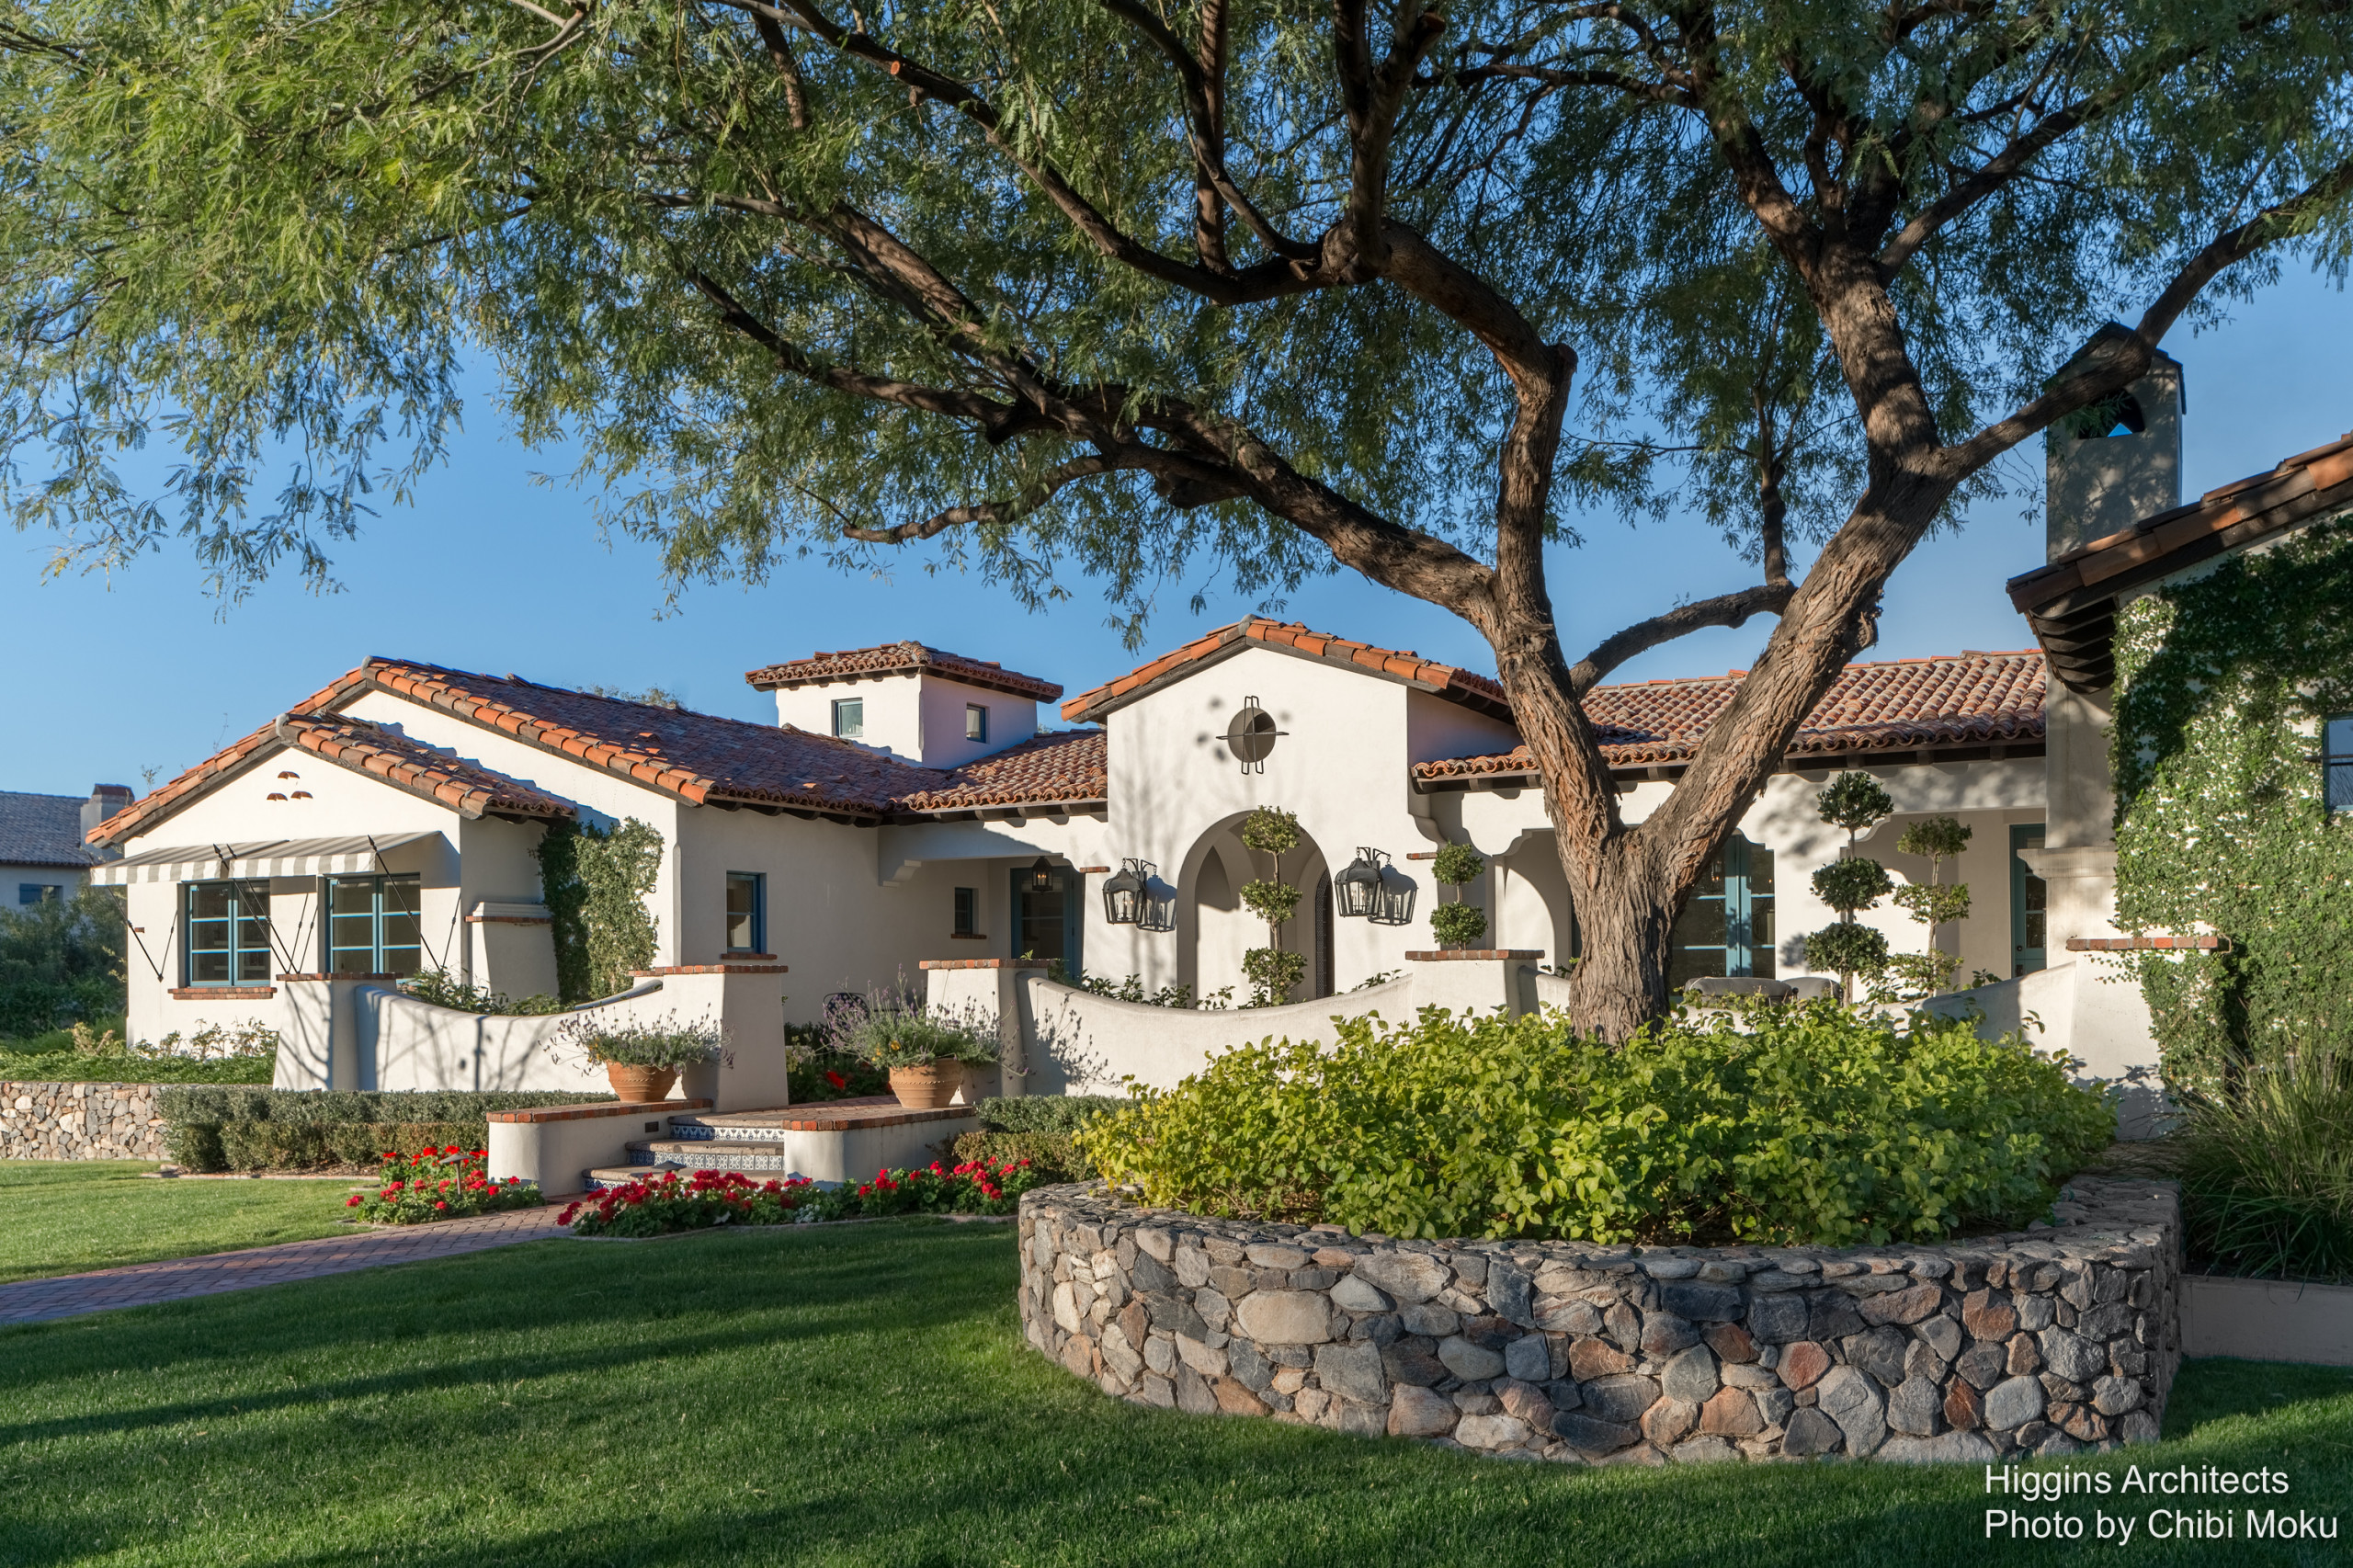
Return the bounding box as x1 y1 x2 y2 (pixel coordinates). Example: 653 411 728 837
1401 950 1546 961
627 964 790 976
276 973 407 983
168 986 275 1000
1018 1176 2181 1466
920 958 1050 970
484 1098 711 1125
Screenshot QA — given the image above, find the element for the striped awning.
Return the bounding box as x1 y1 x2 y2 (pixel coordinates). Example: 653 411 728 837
88 832 441 885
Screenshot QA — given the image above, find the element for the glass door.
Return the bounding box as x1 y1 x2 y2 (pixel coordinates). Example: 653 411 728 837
1011 862 1084 977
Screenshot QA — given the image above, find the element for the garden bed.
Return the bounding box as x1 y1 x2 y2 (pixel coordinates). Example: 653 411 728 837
1018 1175 2182 1466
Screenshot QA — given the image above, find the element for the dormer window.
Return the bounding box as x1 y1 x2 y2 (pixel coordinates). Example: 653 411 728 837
832 698 863 739
965 703 987 743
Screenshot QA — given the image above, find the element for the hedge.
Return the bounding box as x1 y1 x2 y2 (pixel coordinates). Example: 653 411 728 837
972 1095 1132 1134
948 1129 1092 1180
158 1087 614 1173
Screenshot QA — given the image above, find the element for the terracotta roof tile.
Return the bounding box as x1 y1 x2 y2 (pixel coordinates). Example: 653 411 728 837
1412 651 2046 780
894 729 1107 812
275 715 577 822
2007 432 2353 690
745 642 1063 701
1061 618 1511 722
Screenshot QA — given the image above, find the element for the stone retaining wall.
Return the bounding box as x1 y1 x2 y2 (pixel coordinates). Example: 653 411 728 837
1017 1176 2180 1465
0 1081 167 1161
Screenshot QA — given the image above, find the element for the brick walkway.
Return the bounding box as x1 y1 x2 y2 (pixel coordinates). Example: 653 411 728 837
0 1205 573 1327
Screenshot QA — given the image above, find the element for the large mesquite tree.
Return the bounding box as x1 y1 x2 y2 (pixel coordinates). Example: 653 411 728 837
1 0 2348 1036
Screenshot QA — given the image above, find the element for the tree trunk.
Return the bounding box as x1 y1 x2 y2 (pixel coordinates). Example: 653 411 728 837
1559 835 1678 1042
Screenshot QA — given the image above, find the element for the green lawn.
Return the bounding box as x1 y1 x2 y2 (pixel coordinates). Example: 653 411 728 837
2 1221 2349 1567
0 1162 359 1285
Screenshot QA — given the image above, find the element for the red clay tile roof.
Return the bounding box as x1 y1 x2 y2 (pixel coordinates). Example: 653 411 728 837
275 715 577 822
1412 651 2047 781
1060 619 1513 723
2006 432 2353 691
745 642 1063 701
93 659 1106 845
894 729 1107 813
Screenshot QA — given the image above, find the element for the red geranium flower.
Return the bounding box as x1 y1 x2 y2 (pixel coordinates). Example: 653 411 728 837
824 1069 848 1090
346 1194 362 1207
434 1200 449 1210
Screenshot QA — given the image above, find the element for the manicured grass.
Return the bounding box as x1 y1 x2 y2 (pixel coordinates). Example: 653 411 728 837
3 1222 2350 1566
0 1162 358 1285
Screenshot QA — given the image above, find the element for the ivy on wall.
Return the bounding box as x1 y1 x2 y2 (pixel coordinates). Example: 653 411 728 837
533 818 664 1004
2110 516 2353 1093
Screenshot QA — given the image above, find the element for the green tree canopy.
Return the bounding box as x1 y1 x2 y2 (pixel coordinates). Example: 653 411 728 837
3 0 2347 1031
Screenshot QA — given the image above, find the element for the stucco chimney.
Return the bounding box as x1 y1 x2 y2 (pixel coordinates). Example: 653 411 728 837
2044 324 2184 562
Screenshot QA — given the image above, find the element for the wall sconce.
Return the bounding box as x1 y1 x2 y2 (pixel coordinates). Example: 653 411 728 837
1101 858 1175 932
1336 846 1417 926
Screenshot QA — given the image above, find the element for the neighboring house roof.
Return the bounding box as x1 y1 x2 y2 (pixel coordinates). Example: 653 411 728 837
1061 618 1514 724
0 790 98 869
1413 651 2047 786
745 642 1064 702
894 729 1108 816
2007 432 2353 691
275 715 578 823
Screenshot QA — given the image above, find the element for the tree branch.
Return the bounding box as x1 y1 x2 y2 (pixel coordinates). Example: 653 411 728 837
1566 582 1794 697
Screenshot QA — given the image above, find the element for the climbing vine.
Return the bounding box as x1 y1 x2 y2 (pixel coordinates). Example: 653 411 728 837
534 817 665 1004
2110 517 2353 1094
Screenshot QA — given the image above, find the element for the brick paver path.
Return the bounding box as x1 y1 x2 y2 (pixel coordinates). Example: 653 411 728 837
0 1205 573 1326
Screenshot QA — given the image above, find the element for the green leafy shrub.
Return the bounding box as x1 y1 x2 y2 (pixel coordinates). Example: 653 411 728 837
156 1087 612 1171
0 888 127 1037
1428 903 1490 949
2178 1050 2353 1284
950 1130 1089 1179
836 995 997 1067
211 1120 490 1173
0 1051 272 1085
974 1094 1132 1133
402 970 563 1016
535 816 663 1003
553 1010 723 1070
1079 1004 2113 1245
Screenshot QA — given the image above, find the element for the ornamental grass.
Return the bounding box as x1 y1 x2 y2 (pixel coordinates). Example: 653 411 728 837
347 1147 543 1223
2178 1048 2353 1285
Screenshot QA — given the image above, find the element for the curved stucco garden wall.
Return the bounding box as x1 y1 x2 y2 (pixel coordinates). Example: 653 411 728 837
1017 1176 2180 1465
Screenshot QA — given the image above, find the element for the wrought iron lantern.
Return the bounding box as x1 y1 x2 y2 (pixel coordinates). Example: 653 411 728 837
1334 846 1416 926
1334 847 1387 919
1101 859 1147 925
1025 856 1055 892
1101 858 1175 932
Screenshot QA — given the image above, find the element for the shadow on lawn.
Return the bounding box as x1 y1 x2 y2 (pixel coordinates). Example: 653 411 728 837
3 1222 2351 1568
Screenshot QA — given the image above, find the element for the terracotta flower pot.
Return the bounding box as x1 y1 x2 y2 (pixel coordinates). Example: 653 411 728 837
605 1063 678 1103
887 1060 966 1109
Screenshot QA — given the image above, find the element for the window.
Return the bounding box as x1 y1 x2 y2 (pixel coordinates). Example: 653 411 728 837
324 875 423 975
2011 824 2048 977
832 698 864 739
186 881 274 986
17 883 61 905
1666 836 1775 988
725 871 766 953
2326 715 2353 813
1011 862 1082 972
964 703 987 743
952 886 979 937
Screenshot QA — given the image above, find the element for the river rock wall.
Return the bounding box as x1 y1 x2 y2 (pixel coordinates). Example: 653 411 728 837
1017 1176 2180 1464
0 1081 167 1161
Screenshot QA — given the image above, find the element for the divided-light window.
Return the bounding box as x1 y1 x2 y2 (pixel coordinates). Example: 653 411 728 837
726 871 766 953
832 698 864 739
186 880 274 986
325 875 423 975
953 886 979 937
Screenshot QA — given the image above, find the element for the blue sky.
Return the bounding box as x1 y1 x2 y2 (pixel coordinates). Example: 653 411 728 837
4 272 2347 797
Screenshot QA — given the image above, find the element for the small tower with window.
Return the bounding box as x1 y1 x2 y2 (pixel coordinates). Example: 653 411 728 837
744 642 1061 767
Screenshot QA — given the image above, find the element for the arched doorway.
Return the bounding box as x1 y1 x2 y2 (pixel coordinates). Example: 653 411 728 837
1177 812 1333 1005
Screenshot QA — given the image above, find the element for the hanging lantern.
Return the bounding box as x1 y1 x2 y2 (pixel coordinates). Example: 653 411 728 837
1102 859 1148 926
1335 847 1387 919
1026 856 1054 892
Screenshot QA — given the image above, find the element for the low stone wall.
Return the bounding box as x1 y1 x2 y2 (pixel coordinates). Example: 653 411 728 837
1017 1176 2180 1465
0 1081 167 1160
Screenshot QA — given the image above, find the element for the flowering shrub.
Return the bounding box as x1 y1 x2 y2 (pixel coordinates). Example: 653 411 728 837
558 1156 1041 1236
347 1146 542 1223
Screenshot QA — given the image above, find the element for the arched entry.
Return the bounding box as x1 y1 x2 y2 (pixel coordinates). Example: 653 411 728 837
1176 812 1334 1005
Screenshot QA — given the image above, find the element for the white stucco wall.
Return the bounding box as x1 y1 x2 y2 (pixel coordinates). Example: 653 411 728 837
768 671 1039 768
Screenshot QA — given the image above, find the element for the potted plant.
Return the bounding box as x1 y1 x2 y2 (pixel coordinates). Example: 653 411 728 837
552 1012 724 1102
841 998 997 1109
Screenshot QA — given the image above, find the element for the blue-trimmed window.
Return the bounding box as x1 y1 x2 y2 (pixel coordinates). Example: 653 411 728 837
186 881 274 986
324 874 423 975
832 698 863 739
953 886 979 937
2326 715 2353 813
17 882 62 905
725 871 766 953
1666 835 1776 988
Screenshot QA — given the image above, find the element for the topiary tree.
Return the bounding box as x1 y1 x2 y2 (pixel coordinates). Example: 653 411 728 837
1428 842 1489 949
1804 771 1894 1003
1886 816 1975 999
1239 807 1304 1006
